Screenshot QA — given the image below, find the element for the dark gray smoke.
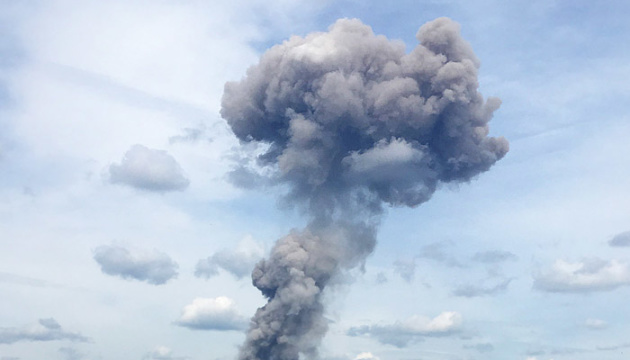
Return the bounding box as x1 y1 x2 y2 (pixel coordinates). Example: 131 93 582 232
221 17 508 360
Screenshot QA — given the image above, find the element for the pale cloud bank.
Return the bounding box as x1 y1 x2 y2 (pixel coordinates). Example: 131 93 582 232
0 318 88 344
175 296 247 331
93 245 179 285
534 258 630 293
109 144 190 192
347 311 463 347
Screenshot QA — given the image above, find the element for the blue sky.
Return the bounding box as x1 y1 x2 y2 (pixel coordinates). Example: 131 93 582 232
1 1 630 360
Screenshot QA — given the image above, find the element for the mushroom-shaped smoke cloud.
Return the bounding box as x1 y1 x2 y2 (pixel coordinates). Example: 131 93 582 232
221 17 508 360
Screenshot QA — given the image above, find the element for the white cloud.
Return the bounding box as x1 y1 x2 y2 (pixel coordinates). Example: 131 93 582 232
143 346 189 360
347 312 463 347
175 297 247 331
93 245 179 285
109 144 190 192
533 258 630 293
195 236 264 279
344 138 425 174
402 312 463 333
354 352 379 360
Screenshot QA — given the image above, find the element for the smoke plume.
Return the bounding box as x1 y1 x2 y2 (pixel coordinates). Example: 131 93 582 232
221 17 508 360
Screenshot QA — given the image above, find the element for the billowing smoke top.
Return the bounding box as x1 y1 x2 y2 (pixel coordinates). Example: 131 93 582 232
222 17 508 213
221 17 508 360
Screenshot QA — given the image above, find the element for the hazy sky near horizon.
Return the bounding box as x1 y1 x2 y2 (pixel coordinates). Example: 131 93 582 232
2 1 630 360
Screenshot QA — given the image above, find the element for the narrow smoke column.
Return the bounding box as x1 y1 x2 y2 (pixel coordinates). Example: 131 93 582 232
221 17 508 360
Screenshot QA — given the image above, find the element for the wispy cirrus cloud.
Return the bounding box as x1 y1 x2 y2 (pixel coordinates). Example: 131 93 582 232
0 271 55 288
452 278 512 297
471 250 517 264
464 342 494 353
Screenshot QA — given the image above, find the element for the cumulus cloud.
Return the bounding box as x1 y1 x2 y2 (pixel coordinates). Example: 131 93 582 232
109 144 190 192
93 245 178 285
471 250 517 263
452 278 512 297
609 231 630 247
175 296 247 331
0 318 89 344
143 346 190 360
533 258 630 293
347 311 463 347
195 236 264 280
